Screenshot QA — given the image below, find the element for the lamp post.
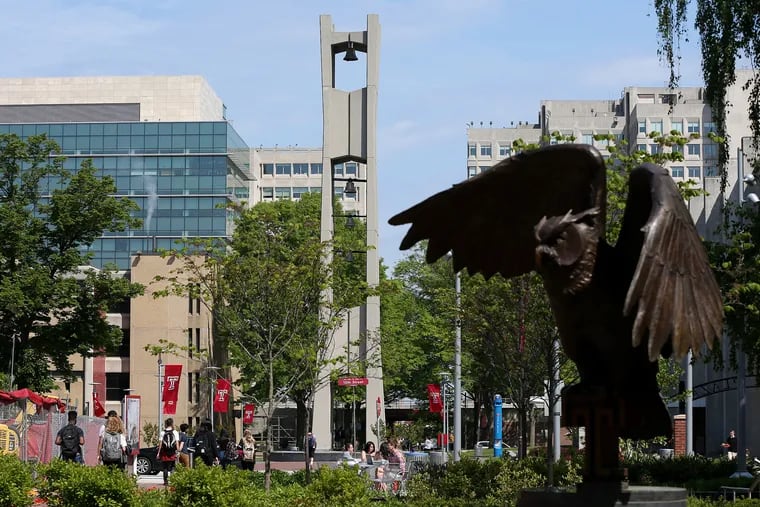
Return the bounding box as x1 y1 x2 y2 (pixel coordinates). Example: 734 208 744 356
206 366 221 433
439 372 450 453
454 271 462 461
157 355 163 429
730 138 756 478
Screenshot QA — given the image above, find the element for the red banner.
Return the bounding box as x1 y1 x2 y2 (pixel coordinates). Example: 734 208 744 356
427 384 442 413
92 391 106 417
243 403 255 424
214 378 231 413
162 364 183 415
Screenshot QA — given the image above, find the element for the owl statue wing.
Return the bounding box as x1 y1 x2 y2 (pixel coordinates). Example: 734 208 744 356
616 163 723 361
388 144 607 279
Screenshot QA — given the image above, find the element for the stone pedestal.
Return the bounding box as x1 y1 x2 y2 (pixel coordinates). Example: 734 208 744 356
517 485 687 507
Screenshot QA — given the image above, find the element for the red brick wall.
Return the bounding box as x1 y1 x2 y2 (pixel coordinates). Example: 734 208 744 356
674 414 686 456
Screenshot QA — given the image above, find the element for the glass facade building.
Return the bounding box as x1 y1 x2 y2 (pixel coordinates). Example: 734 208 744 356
0 121 251 270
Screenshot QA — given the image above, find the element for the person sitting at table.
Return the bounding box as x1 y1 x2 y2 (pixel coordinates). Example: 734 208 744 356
361 441 376 464
388 436 406 475
339 442 360 465
374 441 394 490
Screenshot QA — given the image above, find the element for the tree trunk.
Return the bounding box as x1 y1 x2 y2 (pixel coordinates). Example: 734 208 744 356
519 400 529 459
264 352 274 492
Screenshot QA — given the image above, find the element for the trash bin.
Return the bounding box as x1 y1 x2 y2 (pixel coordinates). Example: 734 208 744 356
429 451 448 465
658 448 674 459
475 441 489 458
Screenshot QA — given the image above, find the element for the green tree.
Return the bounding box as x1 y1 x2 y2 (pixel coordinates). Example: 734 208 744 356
381 246 454 402
0 134 142 391
216 192 367 490
706 202 760 372
653 0 760 190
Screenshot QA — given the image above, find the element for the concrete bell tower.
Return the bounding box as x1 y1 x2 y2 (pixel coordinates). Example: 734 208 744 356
314 14 384 449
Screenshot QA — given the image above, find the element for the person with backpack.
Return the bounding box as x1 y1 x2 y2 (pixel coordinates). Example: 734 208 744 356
238 428 256 471
193 420 219 467
156 417 180 485
178 423 192 468
98 415 127 469
55 410 85 463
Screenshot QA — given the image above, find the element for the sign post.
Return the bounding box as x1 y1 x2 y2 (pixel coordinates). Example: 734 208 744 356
337 377 369 387
494 394 503 458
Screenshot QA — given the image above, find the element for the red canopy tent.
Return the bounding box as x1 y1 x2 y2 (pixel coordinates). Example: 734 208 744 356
5 389 66 412
0 389 66 463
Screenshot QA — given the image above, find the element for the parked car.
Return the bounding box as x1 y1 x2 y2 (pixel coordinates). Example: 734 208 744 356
136 446 160 475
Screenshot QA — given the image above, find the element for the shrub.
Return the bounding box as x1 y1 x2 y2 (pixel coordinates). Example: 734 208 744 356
622 455 735 487
302 464 372 507
166 463 268 507
135 488 168 507
38 459 138 507
688 497 760 506
487 460 544 507
0 454 34 507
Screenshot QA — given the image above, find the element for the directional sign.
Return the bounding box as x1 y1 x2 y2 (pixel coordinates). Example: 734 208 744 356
338 377 369 387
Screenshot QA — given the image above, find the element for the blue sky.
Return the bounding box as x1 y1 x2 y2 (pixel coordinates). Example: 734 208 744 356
0 0 705 269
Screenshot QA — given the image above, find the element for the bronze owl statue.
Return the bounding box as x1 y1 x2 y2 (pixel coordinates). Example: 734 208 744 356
389 145 723 440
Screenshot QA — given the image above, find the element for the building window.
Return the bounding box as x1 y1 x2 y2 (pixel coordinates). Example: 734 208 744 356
499 145 512 157
687 144 701 157
671 166 684 178
687 121 699 133
468 144 477 157
687 166 701 178
309 186 322 193
650 144 661 155
275 187 291 199
345 162 358 176
261 187 273 200
479 166 491 172
671 120 683 134
703 122 716 135
293 163 309 175
703 143 717 158
468 166 477 178
293 187 309 199
705 165 718 177
650 120 663 134
194 372 200 404
480 143 492 157
310 163 323 175
275 163 291 175
636 144 647 153
187 373 193 403
581 134 593 145
105 372 130 401
638 121 646 134
637 93 655 103
333 163 344 176
596 136 609 148
262 163 274 176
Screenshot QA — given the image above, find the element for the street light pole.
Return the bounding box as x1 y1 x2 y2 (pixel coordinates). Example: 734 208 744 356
206 365 220 433
454 271 462 461
157 354 163 429
730 139 755 478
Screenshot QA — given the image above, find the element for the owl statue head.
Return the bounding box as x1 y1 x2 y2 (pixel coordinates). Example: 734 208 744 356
534 207 601 294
